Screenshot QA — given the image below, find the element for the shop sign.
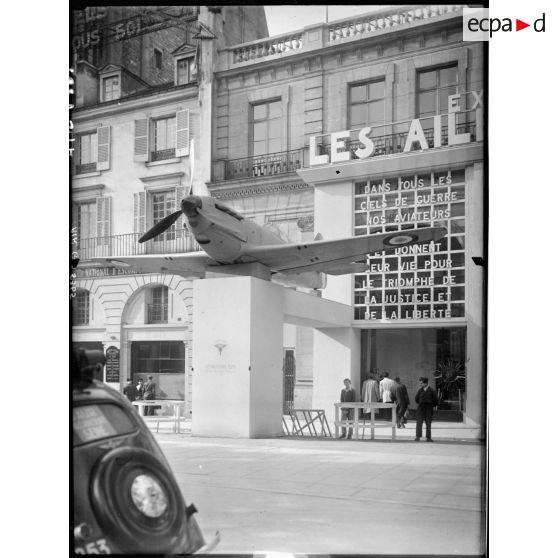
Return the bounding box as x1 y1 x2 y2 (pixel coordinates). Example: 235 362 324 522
308 91 483 167
105 346 120 383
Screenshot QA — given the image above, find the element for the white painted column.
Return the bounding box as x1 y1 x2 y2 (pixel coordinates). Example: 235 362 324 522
191 276 284 438
465 162 486 429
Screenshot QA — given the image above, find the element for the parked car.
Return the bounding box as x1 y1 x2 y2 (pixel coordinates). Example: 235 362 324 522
73 349 213 554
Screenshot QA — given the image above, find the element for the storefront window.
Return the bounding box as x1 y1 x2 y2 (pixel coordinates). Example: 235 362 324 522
131 341 185 400
361 327 466 414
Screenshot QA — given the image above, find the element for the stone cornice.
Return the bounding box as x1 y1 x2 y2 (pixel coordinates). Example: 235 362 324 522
73 85 198 122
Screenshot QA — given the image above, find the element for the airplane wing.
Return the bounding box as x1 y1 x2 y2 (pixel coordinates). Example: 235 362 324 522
243 227 447 275
91 251 216 277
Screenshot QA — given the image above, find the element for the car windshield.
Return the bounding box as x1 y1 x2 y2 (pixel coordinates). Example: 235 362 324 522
73 403 137 446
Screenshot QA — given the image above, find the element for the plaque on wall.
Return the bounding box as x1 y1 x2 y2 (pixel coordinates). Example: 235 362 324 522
105 346 120 383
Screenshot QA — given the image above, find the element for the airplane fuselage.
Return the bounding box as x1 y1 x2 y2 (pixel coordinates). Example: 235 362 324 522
184 196 286 264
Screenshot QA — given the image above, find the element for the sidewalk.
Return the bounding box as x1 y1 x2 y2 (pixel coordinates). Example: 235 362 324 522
150 417 484 442
154 429 486 555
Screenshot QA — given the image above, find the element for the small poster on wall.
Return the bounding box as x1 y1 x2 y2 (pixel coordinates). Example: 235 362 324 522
105 346 120 383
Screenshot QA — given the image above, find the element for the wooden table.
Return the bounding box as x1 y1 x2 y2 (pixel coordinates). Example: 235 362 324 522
132 400 184 433
334 402 397 440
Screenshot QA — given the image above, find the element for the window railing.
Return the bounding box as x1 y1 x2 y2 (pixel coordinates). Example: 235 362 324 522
76 229 201 262
147 304 168 324
317 122 477 160
75 162 97 175
224 148 304 180
151 148 176 161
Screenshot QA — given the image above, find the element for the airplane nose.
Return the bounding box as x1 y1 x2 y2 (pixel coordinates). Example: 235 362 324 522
182 195 202 217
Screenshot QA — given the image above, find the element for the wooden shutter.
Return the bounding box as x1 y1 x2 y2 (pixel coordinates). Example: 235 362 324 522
175 110 190 157
96 196 112 245
97 126 111 170
134 118 149 161
133 192 146 234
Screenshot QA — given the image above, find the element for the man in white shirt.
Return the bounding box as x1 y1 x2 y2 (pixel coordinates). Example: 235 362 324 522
379 372 397 420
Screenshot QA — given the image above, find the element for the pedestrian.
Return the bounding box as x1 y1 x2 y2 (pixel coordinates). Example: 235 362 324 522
414 376 438 442
339 378 356 440
390 376 410 428
143 375 157 416
379 372 396 419
136 377 145 399
123 378 138 403
361 372 380 418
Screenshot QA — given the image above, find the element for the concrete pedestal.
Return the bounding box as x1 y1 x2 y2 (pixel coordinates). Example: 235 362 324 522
191 276 284 438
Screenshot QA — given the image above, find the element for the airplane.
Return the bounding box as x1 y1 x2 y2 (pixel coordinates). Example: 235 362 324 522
96 141 447 290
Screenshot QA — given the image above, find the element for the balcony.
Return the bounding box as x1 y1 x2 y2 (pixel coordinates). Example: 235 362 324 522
75 229 201 277
74 162 97 175
151 148 176 162
223 148 304 180
147 304 168 324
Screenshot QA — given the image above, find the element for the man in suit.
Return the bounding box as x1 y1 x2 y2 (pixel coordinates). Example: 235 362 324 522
414 376 438 442
143 375 157 416
391 376 410 428
123 378 138 403
339 378 356 440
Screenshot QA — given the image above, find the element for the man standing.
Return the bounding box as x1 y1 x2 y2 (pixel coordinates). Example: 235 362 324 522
379 372 396 420
143 375 157 416
391 377 410 428
123 378 138 403
414 376 438 442
361 373 380 418
339 378 356 440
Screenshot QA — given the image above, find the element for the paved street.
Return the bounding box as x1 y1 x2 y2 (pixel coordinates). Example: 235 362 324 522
154 433 485 555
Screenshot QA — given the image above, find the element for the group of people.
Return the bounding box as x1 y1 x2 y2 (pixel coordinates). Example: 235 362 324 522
123 376 157 415
339 373 438 442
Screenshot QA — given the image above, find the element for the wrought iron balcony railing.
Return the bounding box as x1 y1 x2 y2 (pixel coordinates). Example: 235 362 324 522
147 304 168 324
76 229 201 262
224 148 304 180
74 162 97 175
151 148 176 161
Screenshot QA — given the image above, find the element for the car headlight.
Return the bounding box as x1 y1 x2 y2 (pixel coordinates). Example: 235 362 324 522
131 474 169 518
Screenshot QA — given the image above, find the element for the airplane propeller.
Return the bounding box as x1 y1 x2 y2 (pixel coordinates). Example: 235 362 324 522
138 210 182 243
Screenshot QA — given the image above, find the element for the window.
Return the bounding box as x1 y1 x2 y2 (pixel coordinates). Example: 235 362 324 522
417 65 458 118
152 116 176 161
134 111 188 162
73 289 90 325
154 48 163 69
147 286 169 324
74 201 96 242
151 191 176 241
103 75 120 101
75 132 97 174
349 80 386 136
176 57 196 85
251 99 282 157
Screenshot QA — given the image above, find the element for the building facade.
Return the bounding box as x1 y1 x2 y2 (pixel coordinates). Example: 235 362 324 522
208 4 485 426
71 6 268 407
72 5 485 430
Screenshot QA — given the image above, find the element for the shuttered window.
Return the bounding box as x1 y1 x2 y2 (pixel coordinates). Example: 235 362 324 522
134 111 190 161
151 191 176 242
74 127 110 174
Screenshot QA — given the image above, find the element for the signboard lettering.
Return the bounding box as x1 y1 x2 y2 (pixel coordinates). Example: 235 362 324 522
105 346 120 383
